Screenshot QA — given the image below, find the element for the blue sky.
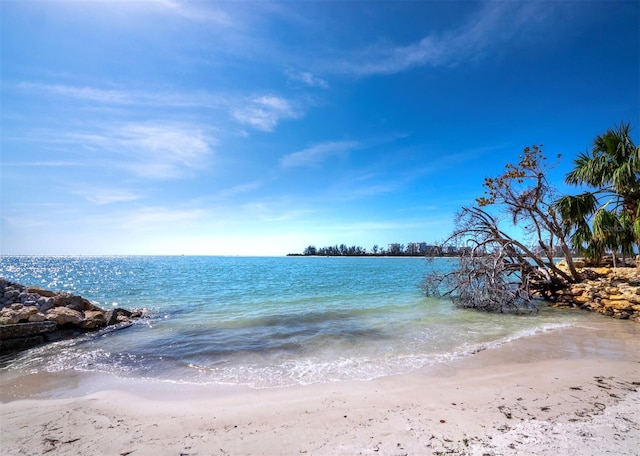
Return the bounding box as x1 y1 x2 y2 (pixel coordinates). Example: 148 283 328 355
1 1 638 256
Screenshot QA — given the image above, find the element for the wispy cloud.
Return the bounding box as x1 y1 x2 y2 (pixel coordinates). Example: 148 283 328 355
332 2 552 76
280 140 360 168
74 188 143 205
153 0 237 26
217 181 263 198
232 95 301 132
286 70 329 89
16 81 226 109
0 161 82 168
17 82 306 133
65 122 215 179
17 82 133 104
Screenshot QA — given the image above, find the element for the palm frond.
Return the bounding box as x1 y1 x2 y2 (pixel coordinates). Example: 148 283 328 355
565 151 595 186
611 161 635 191
554 192 598 222
592 208 619 239
583 239 605 264
570 221 593 253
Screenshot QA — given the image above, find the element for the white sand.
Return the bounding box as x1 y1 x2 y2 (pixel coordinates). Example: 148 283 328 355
1 320 639 455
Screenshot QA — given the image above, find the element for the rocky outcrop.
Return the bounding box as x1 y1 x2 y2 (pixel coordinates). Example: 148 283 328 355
0 279 147 354
0 321 59 353
553 263 640 322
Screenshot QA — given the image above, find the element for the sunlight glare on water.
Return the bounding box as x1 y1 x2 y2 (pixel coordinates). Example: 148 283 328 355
0 256 602 387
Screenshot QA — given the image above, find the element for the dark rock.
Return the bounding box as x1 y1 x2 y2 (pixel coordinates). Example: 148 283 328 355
105 308 133 326
0 321 57 340
1 334 48 353
39 297 55 313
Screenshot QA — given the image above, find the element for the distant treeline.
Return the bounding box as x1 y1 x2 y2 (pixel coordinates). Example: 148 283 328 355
287 242 470 257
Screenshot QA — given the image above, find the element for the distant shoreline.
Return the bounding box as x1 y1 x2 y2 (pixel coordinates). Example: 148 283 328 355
286 253 461 257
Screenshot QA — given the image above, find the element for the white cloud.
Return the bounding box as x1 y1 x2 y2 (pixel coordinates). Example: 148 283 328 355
0 161 82 168
16 81 227 109
75 188 142 205
154 0 237 26
217 181 262 198
333 2 552 76
286 70 329 88
17 82 133 104
65 122 215 179
280 140 360 168
231 95 300 132
17 82 306 133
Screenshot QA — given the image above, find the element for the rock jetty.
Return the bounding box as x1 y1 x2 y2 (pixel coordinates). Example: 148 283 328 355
553 261 640 322
0 279 146 354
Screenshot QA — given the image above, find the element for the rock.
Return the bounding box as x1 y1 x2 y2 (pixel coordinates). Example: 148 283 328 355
602 299 633 311
53 293 98 311
557 265 640 322
0 321 57 340
0 305 39 324
28 312 46 322
81 310 107 329
104 308 133 326
3 290 19 300
1 335 46 353
45 307 84 325
0 321 58 353
607 294 628 301
38 297 55 313
1 280 145 354
26 286 56 297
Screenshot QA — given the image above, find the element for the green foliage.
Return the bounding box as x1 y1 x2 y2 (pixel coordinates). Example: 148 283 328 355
555 193 598 226
559 122 639 263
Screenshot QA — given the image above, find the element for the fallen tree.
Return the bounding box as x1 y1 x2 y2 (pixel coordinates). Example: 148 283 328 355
424 145 582 313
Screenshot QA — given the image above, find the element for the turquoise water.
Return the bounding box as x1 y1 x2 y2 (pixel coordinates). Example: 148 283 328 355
0 256 601 387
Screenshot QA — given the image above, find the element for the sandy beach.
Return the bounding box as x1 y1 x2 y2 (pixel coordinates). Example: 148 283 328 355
1 319 639 456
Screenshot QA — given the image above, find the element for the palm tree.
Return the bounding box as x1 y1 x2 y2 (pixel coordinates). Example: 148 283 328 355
555 122 639 265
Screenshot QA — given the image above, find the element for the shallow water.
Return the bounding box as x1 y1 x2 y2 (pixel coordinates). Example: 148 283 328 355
0 256 606 387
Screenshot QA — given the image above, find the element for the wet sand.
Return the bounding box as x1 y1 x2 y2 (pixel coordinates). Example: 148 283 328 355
1 319 639 455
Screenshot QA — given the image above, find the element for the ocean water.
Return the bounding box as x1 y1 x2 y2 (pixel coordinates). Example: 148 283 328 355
0 256 602 387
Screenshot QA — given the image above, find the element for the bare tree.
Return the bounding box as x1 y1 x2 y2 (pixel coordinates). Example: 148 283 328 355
424 146 582 312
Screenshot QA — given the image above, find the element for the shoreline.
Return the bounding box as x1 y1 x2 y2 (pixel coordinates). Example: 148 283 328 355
1 321 639 455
